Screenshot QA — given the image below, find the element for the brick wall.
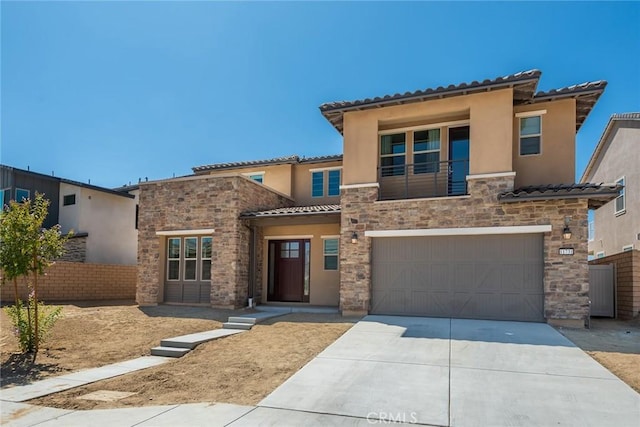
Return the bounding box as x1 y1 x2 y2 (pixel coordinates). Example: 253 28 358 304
137 175 292 308
340 175 590 321
590 250 640 319
0 261 136 302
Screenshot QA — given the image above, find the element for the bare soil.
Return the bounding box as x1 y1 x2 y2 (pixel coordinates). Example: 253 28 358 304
1 302 355 409
556 317 640 393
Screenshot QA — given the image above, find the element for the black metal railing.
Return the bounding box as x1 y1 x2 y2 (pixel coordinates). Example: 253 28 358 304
377 160 469 200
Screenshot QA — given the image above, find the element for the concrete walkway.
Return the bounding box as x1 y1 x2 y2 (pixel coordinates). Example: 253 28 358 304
3 316 639 426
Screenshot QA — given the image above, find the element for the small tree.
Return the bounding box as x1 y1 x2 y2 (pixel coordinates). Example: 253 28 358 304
0 193 70 353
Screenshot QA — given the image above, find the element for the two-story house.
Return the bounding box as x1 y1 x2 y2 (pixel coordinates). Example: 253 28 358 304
1 165 138 265
136 70 620 327
582 113 639 257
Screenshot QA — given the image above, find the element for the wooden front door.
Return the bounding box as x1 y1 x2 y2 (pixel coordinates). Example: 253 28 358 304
268 239 309 302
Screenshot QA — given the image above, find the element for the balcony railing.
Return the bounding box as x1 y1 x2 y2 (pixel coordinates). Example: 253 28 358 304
378 160 469 200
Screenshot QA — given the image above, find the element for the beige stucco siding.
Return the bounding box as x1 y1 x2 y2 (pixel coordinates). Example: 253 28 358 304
513 99 576 187
261 223 340 306
206 164 294 197
588 124 640 256
342 89 514 185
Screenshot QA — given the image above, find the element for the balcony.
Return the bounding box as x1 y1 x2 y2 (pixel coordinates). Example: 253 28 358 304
378 160 469 201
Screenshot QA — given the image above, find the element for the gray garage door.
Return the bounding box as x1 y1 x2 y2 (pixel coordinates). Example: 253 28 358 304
371 234 544 322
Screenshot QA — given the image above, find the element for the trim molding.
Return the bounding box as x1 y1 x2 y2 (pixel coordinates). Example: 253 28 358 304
309 166 343 173
320 235 340 239
340 183 380 189
264 235 314 240
156 229 215 236
365 225 552 238
515 109 547 118
466 172 516 181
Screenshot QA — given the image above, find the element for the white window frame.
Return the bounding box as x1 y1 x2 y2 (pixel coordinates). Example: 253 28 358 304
242 171 265 184
167 237 181 281
615 176 625 215
15 188 30 202
588 221 595 242
309 167 342 198
183 237 198 281
322 236 339 271
622 244 634 252
518 112 545 157
596 251 605 259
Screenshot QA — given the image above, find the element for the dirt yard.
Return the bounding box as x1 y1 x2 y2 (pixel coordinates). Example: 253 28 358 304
556 317 640 393
1 302 355 409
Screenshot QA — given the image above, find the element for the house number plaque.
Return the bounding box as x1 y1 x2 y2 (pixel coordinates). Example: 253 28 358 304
559 248 574 255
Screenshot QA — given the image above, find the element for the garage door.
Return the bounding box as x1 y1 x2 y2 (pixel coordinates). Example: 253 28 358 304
371 234 544 322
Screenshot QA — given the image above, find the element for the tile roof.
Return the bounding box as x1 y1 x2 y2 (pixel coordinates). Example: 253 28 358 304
581 112 640 183
498 183 621 209
319 70 606 134
193 154 342 173
240 204 341 218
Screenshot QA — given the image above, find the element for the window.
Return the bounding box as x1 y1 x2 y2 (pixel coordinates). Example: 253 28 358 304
0 188 10 208
15 188 30 202
201 237 212 281
312 171 324 197
184 237 197 280
413 129 440 174
622 245 634 252
596 251 605 259
588 221 595 242
615 177 625 215
63 194 76 206
323 238 339 270
280 241 300 258
249 174 263 183
311 169 341 198
167 238 181 280
519 116 541 155
135 205 139 229
380 133 406 176
328 170 341 196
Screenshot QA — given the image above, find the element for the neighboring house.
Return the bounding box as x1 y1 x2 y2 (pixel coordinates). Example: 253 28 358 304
1 165 138 265
581 113 640 258
137 69 620 326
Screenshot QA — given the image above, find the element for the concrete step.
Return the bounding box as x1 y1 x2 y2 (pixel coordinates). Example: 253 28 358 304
222 322 253 330
150 346 191 358
228 317 257 325
161 329 244 349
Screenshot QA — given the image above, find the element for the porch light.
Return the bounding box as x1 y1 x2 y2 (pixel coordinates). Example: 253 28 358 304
562 217 572 240
351 232 358 244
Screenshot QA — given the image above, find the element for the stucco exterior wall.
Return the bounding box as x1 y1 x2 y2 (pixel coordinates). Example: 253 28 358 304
292 161 342 206
261 223 341 306
513 99 577 187
136 175 292 308
340 177 589 322
588 123 640 256
342 89 514 185
205 163 294 197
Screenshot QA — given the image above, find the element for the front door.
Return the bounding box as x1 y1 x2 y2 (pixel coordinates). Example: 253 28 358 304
268 239 309 302
448 126 470 195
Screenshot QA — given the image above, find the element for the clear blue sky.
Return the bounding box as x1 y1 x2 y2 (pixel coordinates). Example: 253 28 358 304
1 1 639 188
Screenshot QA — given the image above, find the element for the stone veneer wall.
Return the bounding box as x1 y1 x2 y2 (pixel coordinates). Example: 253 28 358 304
60 235 87 263
340 175 589 322
136 175 292 308
590 250 640 319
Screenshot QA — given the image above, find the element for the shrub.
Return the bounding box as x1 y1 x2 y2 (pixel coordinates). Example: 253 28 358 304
4 295 63 353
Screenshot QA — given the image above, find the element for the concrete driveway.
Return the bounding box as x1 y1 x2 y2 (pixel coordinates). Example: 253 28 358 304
251 315 640 426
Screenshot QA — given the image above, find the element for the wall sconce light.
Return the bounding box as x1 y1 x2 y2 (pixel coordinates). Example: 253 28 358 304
351 232 358 244
562 216 572 240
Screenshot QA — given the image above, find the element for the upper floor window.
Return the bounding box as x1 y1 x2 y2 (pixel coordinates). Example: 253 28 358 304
0 188 10 208
615 177 625 215
413 129 440 174
622 244 634 252
596 251 605 259
63 194 76 206
519 116 542 155
16 188 30 202
380 133 406 176
242 172 265 184
311 169 341 197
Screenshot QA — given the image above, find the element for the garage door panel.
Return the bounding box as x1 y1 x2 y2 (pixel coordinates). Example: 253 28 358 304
371 234 544 322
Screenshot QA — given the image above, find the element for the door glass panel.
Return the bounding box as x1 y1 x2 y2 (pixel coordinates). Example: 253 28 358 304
184 237 197 280
201 237 212 281
167 238 180 280
268 242 276 294
304 241 310 296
